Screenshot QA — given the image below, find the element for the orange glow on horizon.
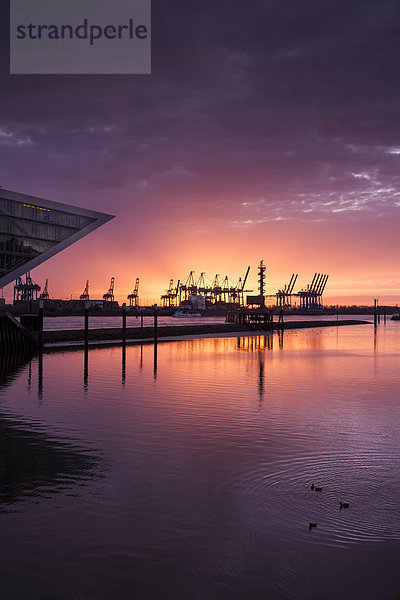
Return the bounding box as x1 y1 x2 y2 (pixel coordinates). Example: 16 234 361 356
2 190 399 306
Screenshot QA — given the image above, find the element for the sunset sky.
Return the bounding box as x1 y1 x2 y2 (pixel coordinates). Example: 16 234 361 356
1 0 400 305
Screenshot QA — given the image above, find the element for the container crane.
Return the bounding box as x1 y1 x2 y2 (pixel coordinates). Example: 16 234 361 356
179 271 196 301
212 274 222 303
221 276 231 303
13 272 41 303
161 279 174 307
80 280 90 301
296 273 329 310
39 279 49 300
127 278 140 307
103 277 115 303
239 266 251 306
276 273 298 308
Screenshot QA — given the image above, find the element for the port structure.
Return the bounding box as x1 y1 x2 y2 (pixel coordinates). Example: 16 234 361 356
246 261 266 307
231 266 251 306
264 272 328 310
103 277 115 303
296 273 329 310
161 279 180 307
161 267 251 308
14 272 41 303
243 261 330 311
258 261 266 307
80 280 90 301
127 278 140 307
275 273 298 308
39 279 50 300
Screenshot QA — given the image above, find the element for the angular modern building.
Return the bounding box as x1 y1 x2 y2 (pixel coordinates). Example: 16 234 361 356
0 187 114 289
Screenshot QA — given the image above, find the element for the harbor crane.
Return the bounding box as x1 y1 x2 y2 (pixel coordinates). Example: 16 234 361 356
80 280 90 301
161 279 174 307
296 273 329 310
161 279 181 307
179 271 196 302
127 278 140 307
160 264 328 311
103 277 115 303
235 266 251 305
212 274 222 303
275 273 298 308
197 273 207 295
39 279 50 300
162 266 252 307
14 272 41 303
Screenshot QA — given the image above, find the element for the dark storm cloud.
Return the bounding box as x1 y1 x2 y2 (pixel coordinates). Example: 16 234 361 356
1 0 400 224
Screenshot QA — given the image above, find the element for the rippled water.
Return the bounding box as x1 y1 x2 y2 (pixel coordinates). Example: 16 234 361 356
1 322 399 599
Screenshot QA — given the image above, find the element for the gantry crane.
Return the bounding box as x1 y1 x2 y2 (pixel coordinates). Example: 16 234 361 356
275 273 298 308
179 271 196 302
39 279 49 300
127 278 140 307
296 273 329 309
161 266 251 307
239 266 251 305
80 280 90 301
161 279 181 307
13 272 41 303
161 279 174 307
212 274 222 303
103 277 115 303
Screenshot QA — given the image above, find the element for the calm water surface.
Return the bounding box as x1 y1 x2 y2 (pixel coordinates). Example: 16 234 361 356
42 313 374 330
1 322 399 599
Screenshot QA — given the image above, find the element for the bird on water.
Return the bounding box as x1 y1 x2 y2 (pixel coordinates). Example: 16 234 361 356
309 523 317 530
339 502 350 509
310 484 323 491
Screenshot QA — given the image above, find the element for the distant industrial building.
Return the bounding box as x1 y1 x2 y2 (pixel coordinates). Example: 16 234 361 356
0 187 114 291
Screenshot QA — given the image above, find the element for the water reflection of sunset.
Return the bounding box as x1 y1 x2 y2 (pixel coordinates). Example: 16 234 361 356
1 323 399 600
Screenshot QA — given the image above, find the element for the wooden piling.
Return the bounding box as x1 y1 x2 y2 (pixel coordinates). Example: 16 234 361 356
122 343 126 384
84 341 88 389
38 301 44 348
84 302 89 342
122 303 127 343
38 350 43 399
153 341 158 380
153 304 158 342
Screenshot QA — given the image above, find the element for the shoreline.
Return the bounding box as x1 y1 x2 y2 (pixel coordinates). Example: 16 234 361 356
42 319 371 352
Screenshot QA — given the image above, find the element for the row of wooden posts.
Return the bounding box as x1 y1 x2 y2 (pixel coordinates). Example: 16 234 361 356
373 299 387 327
24 301 388 350
84 303 158 344
36 303 285 349
29 302 160 349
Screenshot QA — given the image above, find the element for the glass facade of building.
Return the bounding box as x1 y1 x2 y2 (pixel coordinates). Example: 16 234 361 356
0 189 113 289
